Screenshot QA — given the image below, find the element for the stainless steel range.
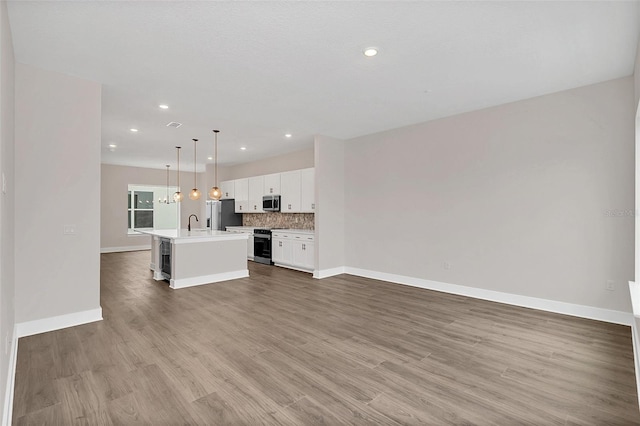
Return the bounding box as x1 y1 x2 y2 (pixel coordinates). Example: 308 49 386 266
253 228 272 265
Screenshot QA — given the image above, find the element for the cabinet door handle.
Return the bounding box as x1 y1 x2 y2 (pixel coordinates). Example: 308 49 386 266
288 204 291 209
240 205 243 211
279 241 282 247
270 188 273 193
302 244 305 250
311 203 315 209
254 205 256 210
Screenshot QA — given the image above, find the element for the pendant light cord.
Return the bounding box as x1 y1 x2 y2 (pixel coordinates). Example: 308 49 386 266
176 146 181 189
193 139 198 188
166 165 170 202
214 131 218 187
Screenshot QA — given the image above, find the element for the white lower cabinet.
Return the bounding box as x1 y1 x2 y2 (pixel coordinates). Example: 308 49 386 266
272 231 314 272
272 236 291 265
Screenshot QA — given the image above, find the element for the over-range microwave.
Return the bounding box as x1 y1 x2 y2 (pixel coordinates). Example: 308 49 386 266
262 195 281 212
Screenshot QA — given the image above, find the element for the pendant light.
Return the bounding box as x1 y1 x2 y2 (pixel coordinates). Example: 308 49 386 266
158 164 173 204
208 129 222 200
173 146 183 202
189 138 201 200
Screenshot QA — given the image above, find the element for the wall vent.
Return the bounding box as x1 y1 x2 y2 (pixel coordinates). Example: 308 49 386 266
166 121 183 128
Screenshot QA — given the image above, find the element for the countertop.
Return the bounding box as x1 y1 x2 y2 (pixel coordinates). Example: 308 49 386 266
133 228 249 243
272 229 315 235
225 226 260 231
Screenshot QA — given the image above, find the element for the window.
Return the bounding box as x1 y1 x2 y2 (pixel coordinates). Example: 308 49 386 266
128 184 178 233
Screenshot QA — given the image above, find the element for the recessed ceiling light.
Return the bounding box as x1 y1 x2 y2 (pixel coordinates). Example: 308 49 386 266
240 147 247 151
159 104 169 109
285 133 292 138
363 47 378 57
108 144 117 148
130 128 138 132
207 156 213 160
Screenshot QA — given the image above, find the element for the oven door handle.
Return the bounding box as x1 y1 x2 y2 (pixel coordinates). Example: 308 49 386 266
254 234 271 240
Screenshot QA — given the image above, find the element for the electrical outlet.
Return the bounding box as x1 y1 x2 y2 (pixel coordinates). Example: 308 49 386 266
444 261 452 270
605 280 615 291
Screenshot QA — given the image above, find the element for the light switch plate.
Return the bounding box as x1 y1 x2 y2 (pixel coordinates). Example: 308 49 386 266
63 225 77 235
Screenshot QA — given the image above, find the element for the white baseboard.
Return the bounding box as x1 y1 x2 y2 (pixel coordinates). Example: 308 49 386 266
313 266 346 279
2 324 17 426
628 282 640 410
100 245 150 253
16 307 103 338
344 267 632 326
170 270 249 289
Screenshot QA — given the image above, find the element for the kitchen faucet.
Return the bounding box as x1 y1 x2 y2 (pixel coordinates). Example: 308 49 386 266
188 214 198 231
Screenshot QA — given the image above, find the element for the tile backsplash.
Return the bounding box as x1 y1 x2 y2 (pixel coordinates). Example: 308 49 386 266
243 213 314 230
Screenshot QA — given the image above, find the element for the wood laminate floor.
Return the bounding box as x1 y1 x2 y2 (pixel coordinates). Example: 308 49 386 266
12 251 640 425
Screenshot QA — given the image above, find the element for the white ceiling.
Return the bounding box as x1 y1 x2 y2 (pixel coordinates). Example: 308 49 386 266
7 1 640 171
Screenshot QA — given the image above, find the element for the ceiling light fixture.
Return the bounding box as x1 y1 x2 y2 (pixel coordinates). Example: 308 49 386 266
159 104 169 109
130 128 139 132
240 147 247 151
207 156 213 160
208 130 222 200
363 47 378 57
285 133 292 138
108 144 117 148
189 139 201 200
174 147 183 202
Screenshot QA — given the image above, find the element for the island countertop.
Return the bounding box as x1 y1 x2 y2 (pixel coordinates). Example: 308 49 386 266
134 228 249 244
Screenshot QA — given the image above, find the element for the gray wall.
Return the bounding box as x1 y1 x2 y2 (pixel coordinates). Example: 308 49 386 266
101 164 206 251
209 148 314 184
635 28 640 284
635 10 640 108
0 1 14 421
345 77 634 313
314 135 345 274
14 64 101 323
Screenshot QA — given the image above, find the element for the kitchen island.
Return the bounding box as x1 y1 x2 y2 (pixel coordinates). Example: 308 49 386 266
135 229 249 289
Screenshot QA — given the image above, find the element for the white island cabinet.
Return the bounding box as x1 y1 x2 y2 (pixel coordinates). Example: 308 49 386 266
136 229 249 289
225 226 256 260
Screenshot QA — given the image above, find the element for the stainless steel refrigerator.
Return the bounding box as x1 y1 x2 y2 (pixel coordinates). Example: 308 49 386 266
206 199 243 230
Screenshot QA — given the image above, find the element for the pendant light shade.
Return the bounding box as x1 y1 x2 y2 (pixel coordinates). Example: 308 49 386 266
208 186 222 200
189 188 201 200
208 129 222 200
173 146 183 202
189 138 201 200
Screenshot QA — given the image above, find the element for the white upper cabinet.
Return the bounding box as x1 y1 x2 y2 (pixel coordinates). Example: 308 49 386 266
234 178 248 213
248 176 264 213
280 170 301 213
220 180 234 199
263 173 281 195
223 168 314 214
300 168 315 213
